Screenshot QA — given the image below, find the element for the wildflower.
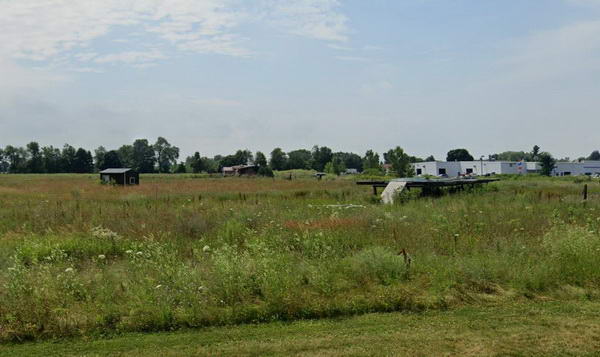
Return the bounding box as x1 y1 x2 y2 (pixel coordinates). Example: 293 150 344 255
125 250 133 254
65 267 74 273
198 286 207 292
202 245 211 253
136 251 143 256
454 233 460 238
155 284 162 289
98 254 106 260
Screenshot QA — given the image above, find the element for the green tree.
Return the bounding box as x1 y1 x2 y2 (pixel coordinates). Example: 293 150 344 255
588 150 600 161
446 148 474 162
154 137 180 173
324 156 346 176
3 145 27 173
269 148 288 171
311 145 333 172
117 145 134 168
532 145 541 160
539 152 556 176
334 152 363 171
258 166 274 177
425 155 435 161
384 146 414 177
255 151 267 167
0 148 8 173
363 150 380 170
287 149 312 170
132 139 156 173
73 148 94 173
175 162 187 173
42 146 62 173
102 150 123 169
94 146 107 172
60 144 77 172
189 152 204 173
26 142 44 173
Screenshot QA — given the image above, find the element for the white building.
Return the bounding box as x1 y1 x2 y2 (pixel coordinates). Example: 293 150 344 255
413 160 600 177
413 161 529 176
552 161 600 176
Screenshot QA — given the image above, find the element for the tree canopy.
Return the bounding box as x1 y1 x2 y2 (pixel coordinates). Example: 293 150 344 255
446 149 474 162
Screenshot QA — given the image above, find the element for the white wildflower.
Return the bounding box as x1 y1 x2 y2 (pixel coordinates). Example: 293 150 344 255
136 251 143 256
125 250 133 254
98 254 106 260
65 267 74 273
202 245 211 253
155 284 162 289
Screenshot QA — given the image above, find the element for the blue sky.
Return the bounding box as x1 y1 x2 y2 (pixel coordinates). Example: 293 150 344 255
1 0 600 160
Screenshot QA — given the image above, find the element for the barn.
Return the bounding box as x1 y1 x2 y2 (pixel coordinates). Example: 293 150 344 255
99 168 139 185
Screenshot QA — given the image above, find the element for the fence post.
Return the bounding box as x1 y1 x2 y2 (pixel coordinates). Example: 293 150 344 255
583 184 588 201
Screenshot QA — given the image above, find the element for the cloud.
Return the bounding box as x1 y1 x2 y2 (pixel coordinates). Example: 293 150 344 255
0 0 348 67
264 0 348 42
497 20 600 83
94 49 167 65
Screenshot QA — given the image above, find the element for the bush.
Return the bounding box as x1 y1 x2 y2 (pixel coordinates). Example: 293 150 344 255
258 166 274 177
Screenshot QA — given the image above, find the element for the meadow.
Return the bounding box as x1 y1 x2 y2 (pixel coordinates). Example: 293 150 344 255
0 173 599 343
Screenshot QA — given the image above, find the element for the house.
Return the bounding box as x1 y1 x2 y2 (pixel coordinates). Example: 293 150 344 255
222 165 258 176
344 168 359 175
99 168 139 185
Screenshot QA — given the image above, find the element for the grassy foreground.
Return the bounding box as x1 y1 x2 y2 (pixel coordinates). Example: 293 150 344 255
2 301 600 356
1 174 600 342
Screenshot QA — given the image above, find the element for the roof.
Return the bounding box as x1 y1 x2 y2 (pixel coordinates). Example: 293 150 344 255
100 168 133 174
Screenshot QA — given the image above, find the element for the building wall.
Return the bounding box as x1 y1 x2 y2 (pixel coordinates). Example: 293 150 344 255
413 161 600 177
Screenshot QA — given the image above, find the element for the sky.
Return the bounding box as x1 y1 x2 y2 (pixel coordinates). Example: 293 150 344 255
1 0 600 160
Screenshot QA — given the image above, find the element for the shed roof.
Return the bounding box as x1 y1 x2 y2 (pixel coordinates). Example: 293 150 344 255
100 168 133 174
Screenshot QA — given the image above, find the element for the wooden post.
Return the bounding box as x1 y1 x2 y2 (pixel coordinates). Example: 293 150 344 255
373 185 378 196
583 184 588 201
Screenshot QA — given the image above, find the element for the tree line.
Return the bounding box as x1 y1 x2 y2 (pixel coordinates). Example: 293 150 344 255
1 139 598 177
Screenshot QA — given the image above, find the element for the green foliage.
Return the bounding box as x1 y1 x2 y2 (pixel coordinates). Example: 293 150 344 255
287 149 312 170
154 137 180 173
269 148 288 171
539 152 556 176
255 151 267 167
311 146 333 172
384 146 414 177
324 156 346 176
363 150 380 170
446 148 474 162
258 166 274 177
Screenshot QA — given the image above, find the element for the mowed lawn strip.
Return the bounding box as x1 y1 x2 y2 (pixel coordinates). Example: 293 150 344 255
3 301 600 357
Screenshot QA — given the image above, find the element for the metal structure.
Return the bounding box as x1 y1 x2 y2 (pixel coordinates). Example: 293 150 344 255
357 177 498 196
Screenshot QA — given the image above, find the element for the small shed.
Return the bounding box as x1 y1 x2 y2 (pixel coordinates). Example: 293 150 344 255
100 168 139 185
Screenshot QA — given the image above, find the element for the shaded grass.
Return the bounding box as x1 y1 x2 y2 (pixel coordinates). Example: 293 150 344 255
2 301 600 356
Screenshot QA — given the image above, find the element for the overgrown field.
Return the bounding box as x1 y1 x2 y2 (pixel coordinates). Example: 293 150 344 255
1 173 599 342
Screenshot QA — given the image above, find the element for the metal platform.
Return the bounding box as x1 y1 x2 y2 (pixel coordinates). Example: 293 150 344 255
356 177 499 195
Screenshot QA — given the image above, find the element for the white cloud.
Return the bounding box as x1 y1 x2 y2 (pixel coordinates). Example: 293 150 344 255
264 0 348 42
94 49 167 65
0 0 348 67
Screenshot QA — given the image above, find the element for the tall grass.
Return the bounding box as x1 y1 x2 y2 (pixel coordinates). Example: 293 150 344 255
0 174 599 341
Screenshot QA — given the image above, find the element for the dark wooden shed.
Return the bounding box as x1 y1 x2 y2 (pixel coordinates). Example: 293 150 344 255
100 168 139 185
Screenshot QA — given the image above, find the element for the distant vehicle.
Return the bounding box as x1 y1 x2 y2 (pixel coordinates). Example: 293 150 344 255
438 173 448 178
